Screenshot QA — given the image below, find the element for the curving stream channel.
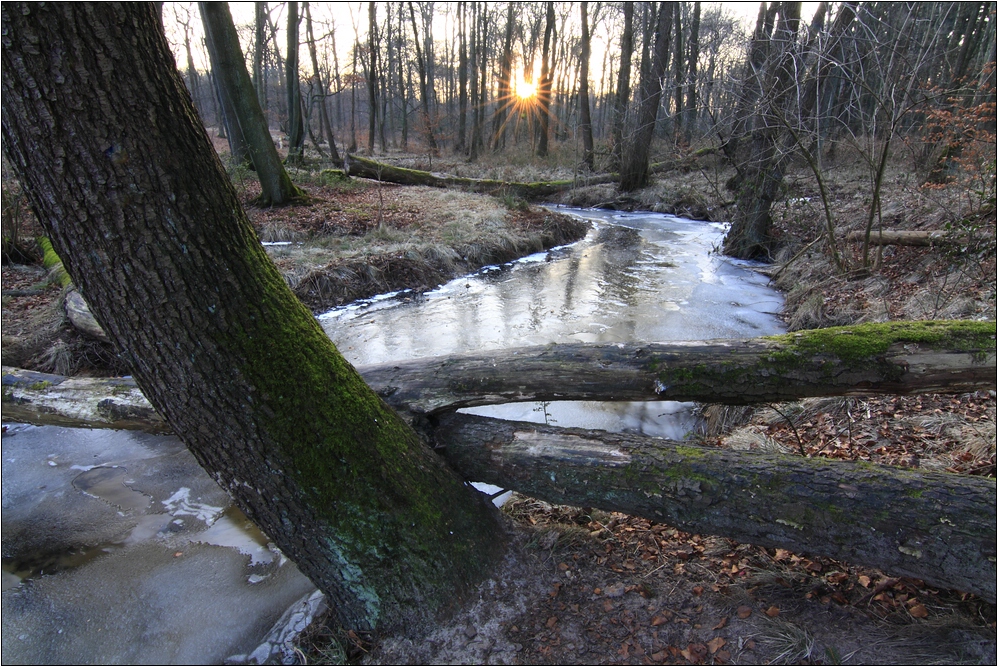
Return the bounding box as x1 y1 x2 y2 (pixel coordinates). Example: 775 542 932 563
2 208 784 664
320 207 785 439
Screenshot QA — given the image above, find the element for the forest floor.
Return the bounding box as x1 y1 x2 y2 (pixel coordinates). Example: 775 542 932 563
1 144 995 665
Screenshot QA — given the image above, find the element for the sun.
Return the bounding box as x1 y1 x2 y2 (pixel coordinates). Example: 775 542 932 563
513 73 537 100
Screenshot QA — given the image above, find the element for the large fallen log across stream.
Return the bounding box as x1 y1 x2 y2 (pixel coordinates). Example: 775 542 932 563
3 320 995 599
363 321 995 414
436 412 996 602
4 322 994 427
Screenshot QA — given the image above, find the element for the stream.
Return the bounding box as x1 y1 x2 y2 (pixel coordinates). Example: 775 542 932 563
2 207 784 664
320 207 785 439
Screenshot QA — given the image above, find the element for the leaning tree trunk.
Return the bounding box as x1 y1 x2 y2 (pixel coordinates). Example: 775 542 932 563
438 413 996 602
1 1 503 634
200 2 303 205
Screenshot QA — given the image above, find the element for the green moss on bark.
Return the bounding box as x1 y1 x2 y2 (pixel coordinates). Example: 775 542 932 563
767 321 996 362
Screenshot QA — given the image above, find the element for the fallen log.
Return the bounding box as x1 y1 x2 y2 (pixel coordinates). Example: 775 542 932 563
65 289 108 340
1 367 168 432
844 230 964 246
363 321 995 414
345 153 617 199
3 322 994 428
436 412 997 602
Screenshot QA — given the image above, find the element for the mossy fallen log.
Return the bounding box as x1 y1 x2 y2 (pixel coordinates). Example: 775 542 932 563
344 153 617 199
436 412 997 602
4 322 994 427
362 321 995 414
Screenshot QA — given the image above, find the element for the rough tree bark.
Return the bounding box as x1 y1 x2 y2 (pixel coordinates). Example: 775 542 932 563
200 2 303 205
1 1 502 634
437 413 996 602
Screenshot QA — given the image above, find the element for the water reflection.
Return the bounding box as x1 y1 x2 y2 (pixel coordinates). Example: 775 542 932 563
319 208 784 434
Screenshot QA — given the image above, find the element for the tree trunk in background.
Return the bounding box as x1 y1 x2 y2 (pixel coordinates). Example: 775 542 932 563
253 2 267 109
579 2 595 170
610 2 634 170
204 11 249 164
201 2 302 205
468 2 481 159
367 2 378 155
1 1 503 633
672 2 684 138
724 2 802 260
492 2 515 152
724 2 778 178
537 2 556 157
408 1 437 153
684 1 701 142
619 2 673 191
456 2 468 154
286 1 305 164
304 2 340 164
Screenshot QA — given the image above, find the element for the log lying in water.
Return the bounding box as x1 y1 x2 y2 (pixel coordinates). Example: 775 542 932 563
3 322 994 428
436 412 997 602
364 321 996 414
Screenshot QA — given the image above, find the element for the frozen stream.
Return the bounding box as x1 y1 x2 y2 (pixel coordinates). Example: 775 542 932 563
320 207 785 438
2 208 783 664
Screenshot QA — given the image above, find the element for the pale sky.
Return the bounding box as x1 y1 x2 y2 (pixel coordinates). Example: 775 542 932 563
165 2 821 79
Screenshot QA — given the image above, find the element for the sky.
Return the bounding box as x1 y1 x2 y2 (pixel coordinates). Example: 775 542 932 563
164 2 822 80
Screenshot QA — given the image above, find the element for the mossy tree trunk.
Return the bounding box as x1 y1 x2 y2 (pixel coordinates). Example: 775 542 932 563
360 322 996 415
1 2 503 634
200 2 304 205
438 413 997 602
